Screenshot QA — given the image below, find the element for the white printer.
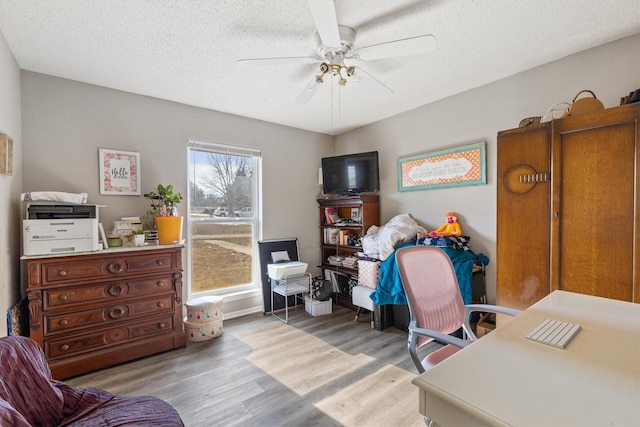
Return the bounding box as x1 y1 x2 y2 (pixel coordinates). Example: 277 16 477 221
266 250 308 280
22 204 100 256
267 261 308 280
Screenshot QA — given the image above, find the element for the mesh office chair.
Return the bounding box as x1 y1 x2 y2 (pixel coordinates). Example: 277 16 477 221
396 245 520 374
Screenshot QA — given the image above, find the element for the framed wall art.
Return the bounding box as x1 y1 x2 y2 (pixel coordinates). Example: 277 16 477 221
0 133 13 175
398 141 486 192
99 148 141 195
350 208 361 222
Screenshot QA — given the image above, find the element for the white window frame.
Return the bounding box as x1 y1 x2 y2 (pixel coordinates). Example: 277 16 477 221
186 139 262 303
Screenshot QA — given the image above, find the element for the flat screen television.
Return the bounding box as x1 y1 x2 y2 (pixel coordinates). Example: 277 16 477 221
321 151 379 195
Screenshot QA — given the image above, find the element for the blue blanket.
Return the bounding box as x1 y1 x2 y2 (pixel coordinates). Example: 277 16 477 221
370 243 489 306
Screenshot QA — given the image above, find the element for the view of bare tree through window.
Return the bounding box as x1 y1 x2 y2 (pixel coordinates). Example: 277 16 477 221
188 143 259 294
198 153 252 216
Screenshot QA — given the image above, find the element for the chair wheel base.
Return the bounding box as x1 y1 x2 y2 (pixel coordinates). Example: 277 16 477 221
424 416 439 427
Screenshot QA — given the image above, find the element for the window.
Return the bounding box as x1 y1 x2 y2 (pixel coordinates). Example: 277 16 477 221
187 140 261 297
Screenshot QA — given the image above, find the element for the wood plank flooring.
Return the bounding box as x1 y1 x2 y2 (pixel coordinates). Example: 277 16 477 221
66 305 428 426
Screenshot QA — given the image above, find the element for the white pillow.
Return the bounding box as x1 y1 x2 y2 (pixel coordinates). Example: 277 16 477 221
377 214 419 260
361 225 380 258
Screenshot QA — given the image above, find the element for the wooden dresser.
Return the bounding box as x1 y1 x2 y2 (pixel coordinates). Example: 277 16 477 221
23 245 187 379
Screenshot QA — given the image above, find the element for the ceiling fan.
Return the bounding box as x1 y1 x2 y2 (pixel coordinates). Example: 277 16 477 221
238 0 437 104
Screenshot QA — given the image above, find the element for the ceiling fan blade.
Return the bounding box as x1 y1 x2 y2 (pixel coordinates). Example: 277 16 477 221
238 56 318 66
354 67 394 93
295 78 320 104
352 34 437 61
308 0 341 48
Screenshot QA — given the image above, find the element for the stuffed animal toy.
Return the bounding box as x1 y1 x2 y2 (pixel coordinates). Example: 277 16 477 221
429 212 462 237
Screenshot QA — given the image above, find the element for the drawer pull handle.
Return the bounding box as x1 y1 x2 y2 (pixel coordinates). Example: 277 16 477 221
156 260 166 266
60 344 70 352
157 281 165 287
58 294 68 302
59 270 68 277
109 284 124 296
59 319 69 326
157 302 164 308
158 322 167 329
108 305 126 319
107 262 124 274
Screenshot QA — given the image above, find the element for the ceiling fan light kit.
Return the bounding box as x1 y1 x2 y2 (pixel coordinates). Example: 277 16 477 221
313 25 358 87
239 0 437 105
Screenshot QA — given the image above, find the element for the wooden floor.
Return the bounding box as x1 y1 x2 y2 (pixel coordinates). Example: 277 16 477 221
65 305 429 426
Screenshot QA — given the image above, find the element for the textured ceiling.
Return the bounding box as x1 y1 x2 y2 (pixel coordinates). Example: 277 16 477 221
1 0 639 135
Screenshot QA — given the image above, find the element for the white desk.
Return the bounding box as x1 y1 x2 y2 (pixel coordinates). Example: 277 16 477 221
412 291 640 426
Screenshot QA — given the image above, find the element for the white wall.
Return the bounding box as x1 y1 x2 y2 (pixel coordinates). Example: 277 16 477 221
336 34 640 304
0 30 22 336
21 73 333 316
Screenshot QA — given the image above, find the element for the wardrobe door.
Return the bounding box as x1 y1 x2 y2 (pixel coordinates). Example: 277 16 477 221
552 106 639 302
497 123 551 310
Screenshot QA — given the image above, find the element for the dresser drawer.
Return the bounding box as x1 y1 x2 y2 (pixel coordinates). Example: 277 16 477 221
43 275 174 309
44 314 176 359
39 251 176 285
45 295 174 334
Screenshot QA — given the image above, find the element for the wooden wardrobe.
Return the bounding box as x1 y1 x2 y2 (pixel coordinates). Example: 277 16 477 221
497 103 639 310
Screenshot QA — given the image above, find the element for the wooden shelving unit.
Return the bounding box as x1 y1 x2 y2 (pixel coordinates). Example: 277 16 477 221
317 195 380 309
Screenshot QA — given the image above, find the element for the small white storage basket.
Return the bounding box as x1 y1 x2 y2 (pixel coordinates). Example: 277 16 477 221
305 296 332 317
186 296 223 323
185 296 224 342
183 317 223 342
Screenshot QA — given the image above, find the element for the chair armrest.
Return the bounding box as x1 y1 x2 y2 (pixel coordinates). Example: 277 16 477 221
409 325 470 349
462 304 521 340
464 304 521 319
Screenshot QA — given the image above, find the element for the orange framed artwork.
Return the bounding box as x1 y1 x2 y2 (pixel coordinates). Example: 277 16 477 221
398 141 486 191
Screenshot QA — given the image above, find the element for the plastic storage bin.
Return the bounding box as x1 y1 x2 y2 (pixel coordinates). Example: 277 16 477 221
305 296 332 317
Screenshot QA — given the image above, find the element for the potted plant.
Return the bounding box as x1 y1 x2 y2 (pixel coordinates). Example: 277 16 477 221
144 184 184 244
131 229 146 246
